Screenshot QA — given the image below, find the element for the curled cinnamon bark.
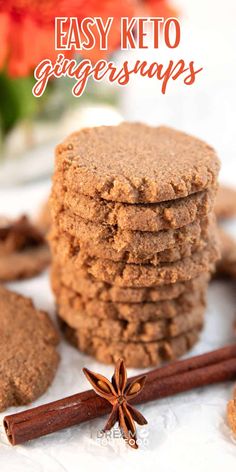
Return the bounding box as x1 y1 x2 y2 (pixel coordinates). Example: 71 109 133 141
4 344 236 446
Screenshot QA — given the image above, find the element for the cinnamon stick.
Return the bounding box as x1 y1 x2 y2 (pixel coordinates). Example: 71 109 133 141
4 344 236 446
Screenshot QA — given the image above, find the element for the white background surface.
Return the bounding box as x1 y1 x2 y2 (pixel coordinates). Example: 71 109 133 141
1 0 236 470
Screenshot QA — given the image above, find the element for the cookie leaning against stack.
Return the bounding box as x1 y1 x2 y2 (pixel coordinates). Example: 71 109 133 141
49 123 220 367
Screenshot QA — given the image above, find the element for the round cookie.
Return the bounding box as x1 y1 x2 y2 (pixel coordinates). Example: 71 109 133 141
36 199 51 235
51 178 215 232
0 215 50 281
52 240 219 288
57 304 205 342
51 263 209 303
0 286 59 411
0 246 50 281
0 215 44 255
59 318 200 367
216 227 236 278
215 185 236 220
49 218 210 266
55 123 220 204
49 215 211 264
53 279 207 322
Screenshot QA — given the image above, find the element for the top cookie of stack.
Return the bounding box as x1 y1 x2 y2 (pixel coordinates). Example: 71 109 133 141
49 123 220 367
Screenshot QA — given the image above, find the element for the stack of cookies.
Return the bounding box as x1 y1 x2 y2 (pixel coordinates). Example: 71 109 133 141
49 123 220 367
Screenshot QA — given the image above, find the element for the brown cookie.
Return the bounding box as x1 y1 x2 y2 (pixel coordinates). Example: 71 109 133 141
55 123 220 204
216 228 236 278
0 215 50 281
52 239 219 288
0 246 50 282
57 303 204 342
227 398 236 435
0 215 44 255
52 263 209 302
59 317 200 367
49 219 211 267
0 286 59 412
51 177 215 232
215 185 236 220
36 199 51 235
53 278 207 322
49 212 213 264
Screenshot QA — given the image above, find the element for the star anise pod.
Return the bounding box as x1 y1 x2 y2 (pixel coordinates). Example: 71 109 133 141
83 359 147 449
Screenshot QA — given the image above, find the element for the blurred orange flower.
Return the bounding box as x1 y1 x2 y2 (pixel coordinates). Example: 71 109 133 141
144 0 176 17
0 0 176 77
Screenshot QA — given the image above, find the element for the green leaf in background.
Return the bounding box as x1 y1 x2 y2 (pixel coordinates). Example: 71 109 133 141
0 63 119 149
0 73 39 135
